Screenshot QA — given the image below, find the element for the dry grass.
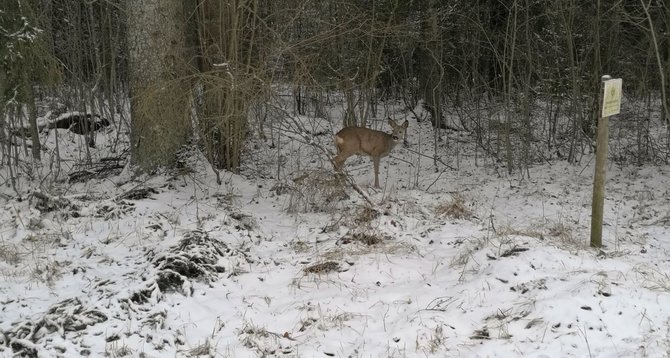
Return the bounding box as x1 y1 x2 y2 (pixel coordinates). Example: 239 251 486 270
0 242 21 265
31 258 66 288
188 339 213 357
495 219 583 250
633 264 670 292
283 169 347 213
350 232 384 245
435 194 472 220
104 340 132 357
337 231 388 246
289 239 311 254
303 261 341 274
415 324 448 354
546 221 582 249
354 205 380 224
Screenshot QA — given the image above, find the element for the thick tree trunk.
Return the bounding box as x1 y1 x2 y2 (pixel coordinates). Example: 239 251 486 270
127 0 190 170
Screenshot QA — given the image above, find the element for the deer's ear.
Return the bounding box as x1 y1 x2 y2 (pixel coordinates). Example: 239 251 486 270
387 118 396 127
401 120 408 129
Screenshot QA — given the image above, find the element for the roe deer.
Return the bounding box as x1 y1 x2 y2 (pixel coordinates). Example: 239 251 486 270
333 118 409 188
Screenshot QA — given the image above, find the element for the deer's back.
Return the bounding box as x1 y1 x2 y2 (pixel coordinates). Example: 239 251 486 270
335 127 393 157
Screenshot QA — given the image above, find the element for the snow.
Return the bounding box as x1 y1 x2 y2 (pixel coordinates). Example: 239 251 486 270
1 108 669 358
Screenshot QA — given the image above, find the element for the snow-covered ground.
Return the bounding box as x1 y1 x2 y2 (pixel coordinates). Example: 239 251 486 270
1 106 669 357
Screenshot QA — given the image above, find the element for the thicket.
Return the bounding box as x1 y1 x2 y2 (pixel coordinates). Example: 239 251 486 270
1 0 668 184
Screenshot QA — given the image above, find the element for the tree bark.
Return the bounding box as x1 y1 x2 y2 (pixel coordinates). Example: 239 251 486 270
127 0 190 170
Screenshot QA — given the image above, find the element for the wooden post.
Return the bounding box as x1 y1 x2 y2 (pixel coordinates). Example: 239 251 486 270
590 107 608 247
590 75 621 248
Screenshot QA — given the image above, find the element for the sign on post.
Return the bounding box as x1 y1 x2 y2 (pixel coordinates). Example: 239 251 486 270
590 76 622 248
602 78 622 117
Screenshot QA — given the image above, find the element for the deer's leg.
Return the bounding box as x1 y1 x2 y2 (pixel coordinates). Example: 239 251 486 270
373 157 380 188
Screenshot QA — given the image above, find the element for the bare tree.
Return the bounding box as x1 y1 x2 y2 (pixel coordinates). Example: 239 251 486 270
194 0 265 172
1 0 59 166
640 0 670 128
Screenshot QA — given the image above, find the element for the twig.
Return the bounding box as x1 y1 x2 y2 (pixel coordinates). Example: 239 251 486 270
332 160 374 207
579 324 594 358
425 165 452 192
403 146 456 171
